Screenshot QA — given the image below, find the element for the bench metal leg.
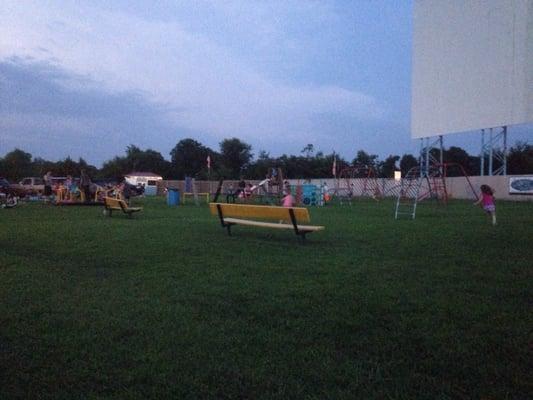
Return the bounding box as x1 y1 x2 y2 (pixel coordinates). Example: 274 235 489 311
288 208 302 240
216 203 234 236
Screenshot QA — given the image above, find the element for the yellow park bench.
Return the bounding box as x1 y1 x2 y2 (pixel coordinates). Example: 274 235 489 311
209 203 325 242
103 197 142 218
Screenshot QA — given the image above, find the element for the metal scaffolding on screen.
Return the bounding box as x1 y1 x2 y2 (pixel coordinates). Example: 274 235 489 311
419 135 443 176
480 126 507 176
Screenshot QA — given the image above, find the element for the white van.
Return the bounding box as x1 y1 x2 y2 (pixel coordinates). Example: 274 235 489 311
124 172 163 196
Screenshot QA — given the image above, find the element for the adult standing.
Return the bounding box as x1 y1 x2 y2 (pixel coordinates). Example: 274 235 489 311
43 171 53 201
64 175 73 201
79 169 92 203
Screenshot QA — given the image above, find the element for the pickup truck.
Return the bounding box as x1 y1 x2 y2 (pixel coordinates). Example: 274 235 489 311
11 177 45 195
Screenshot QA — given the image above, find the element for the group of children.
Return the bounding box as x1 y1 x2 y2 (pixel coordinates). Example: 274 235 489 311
51 175 80 202
42 171 94 203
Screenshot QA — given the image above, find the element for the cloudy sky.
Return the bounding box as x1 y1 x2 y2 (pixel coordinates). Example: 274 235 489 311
0 0 530 165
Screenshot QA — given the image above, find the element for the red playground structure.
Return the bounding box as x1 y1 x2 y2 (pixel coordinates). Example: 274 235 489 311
334 164 381 204
395 162 478 219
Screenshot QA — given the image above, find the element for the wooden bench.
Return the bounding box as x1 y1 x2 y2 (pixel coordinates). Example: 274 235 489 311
209 203 324 241
103 197 142 218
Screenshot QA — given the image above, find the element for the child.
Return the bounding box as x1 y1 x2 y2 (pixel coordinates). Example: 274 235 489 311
64 175 73 201
474 184 496 226
244 183 253 198
69 178 79 202
282 189 295 208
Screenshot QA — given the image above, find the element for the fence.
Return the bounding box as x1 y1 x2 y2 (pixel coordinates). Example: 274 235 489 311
158 175 533 202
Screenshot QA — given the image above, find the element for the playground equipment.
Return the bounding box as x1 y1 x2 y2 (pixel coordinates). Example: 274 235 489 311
218 168 288 205
249 179 270 195
182 177 209 205
182 192 210 204
54 183 107 206
211 169 328 208
241 167 286 204
266 167 285 198
333 165 381 205
394 162 478 219
222 178 277 204
300 184 319 206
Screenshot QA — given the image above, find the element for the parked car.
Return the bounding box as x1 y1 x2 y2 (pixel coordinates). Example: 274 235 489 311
11 177 45 195
0 177 26 197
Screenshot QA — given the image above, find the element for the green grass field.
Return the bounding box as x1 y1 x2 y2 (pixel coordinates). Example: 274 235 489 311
1 198 532 399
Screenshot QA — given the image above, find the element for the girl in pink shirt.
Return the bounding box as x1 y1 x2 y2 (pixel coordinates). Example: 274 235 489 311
282 190 295 207
474 184 496 225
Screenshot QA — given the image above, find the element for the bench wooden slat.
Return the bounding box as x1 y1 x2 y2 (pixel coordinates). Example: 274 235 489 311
224 217 324 231
209 203 310 223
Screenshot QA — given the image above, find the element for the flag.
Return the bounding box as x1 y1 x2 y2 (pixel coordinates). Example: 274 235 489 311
332 154 337 177
207 155 211 169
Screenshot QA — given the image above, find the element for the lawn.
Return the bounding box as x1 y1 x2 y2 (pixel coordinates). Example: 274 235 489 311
1 198 532 399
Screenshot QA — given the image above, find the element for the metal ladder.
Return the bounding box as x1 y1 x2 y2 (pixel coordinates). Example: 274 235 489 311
395 165 448 220
394 167 423 219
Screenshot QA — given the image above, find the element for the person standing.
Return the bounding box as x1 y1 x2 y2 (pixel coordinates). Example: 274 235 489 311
79 169 92 203
64 175 73 201
43 171 53 202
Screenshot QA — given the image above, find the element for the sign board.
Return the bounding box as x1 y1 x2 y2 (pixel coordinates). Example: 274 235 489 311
509 177 533 195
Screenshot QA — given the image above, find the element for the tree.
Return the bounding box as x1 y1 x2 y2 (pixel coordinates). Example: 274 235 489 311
507 142 533 174
400 154 418 176
170 139 210 179
378 155 400 178
128 147 169 176
100 156 130 180
301 144 314 158
55 157 81 177
443 146 480 176
76 158 99 179
352 150 379 169
247 150 274 179
101 146 169 180
32 157 58 178
219 138 252 178
0 148 34 181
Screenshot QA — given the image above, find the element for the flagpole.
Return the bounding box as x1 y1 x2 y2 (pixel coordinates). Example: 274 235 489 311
207 155 211 201
332 151 337 196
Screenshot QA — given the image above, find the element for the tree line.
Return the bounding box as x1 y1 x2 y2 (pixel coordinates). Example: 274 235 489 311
0 138 531 182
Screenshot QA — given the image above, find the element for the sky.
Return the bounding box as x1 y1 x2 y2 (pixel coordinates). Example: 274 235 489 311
0 0 531 166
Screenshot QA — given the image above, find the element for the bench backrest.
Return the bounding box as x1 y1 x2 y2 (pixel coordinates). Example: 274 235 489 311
209 203 310 223
104 197 127 210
